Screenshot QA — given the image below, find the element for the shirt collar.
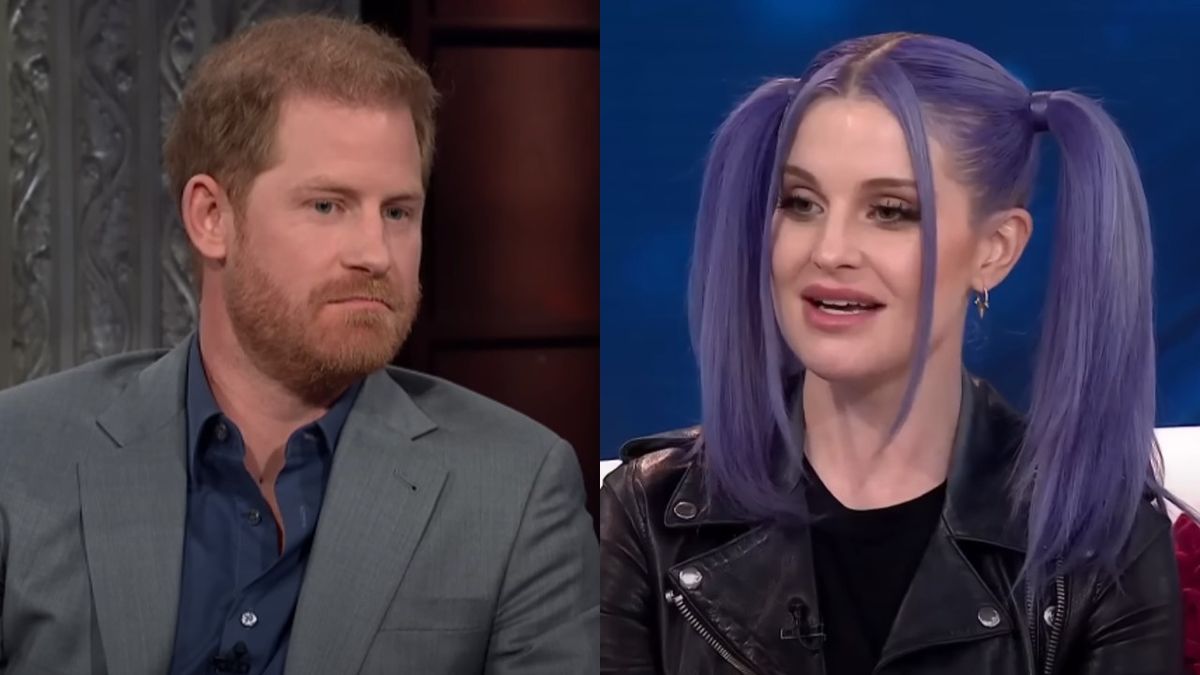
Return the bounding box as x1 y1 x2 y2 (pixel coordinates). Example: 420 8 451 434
184 336 364 476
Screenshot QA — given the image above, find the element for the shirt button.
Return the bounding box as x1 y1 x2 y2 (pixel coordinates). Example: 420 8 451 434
246 509 262 526
303 431 318 443
240 611 258 628
214 422 229 442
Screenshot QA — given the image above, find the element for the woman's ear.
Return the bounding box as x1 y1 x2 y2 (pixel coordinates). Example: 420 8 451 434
974 207 1033 291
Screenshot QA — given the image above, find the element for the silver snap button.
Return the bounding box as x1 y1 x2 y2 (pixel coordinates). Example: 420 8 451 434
678 567 703 590
240 611 258 628
977 606 1001 628
1043 605 1056 627
215 422 229 442
672 501 698 520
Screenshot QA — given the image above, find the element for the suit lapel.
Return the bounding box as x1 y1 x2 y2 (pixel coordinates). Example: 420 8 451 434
286 369 445 675
80 341 190 675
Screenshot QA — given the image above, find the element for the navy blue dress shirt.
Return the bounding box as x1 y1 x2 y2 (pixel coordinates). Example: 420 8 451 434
169 338 362 674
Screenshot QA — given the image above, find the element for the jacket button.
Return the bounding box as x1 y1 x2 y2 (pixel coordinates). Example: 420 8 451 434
672 501 698 520
977 606 1001 628
1043 605 1056 626
678 567 703 590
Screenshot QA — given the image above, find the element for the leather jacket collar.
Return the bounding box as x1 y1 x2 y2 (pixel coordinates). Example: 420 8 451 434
618 374 1036 674
625 373 1028 550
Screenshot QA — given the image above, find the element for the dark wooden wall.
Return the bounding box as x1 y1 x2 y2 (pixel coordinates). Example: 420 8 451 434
361 1 600 522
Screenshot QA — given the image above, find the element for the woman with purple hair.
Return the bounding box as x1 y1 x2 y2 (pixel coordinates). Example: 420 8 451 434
601 32 1184 674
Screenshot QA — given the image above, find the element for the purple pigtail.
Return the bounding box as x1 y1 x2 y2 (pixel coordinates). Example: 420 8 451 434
1017 90 1159 590
689 77 797 516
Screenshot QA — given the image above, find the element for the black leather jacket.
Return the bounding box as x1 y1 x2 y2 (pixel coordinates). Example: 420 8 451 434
601 377 1183 674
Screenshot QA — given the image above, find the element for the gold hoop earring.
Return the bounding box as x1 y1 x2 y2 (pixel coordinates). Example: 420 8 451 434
974 287 990 319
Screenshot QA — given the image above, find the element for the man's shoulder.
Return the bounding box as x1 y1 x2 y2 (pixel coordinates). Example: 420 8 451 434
379 367 580 510
0 349 172 474
382 365 561 459
0 349 168 424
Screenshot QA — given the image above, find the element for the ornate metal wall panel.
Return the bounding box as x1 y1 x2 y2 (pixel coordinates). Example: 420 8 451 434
1 0 358 388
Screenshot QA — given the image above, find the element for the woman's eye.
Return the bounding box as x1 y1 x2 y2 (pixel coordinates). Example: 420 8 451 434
778 195 822 218
869 201 920 224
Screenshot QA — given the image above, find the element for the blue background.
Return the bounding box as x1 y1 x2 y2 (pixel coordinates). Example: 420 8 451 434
601 0 1200 458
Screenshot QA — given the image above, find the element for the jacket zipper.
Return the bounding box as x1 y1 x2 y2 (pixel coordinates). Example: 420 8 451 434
1026 582 1040 673
664 589 759 675
1042 575 1067 675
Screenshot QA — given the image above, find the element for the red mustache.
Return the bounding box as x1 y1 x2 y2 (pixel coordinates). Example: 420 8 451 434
312 278 402 310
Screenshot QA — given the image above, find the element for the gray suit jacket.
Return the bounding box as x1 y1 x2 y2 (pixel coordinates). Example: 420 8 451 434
0 338 598 674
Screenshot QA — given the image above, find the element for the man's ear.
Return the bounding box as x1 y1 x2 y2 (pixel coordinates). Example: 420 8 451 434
181 174 235 264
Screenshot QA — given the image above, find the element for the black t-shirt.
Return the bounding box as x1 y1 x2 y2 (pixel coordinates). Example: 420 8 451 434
805 464 947 675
